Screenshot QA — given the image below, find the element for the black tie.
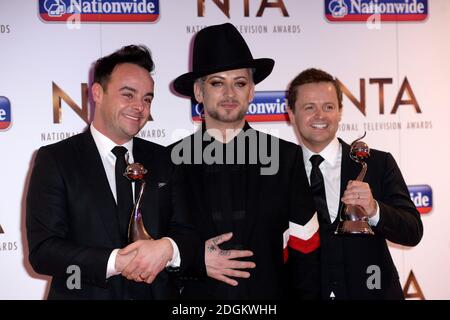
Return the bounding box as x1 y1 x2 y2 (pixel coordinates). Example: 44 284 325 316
112 146 134 239
310 155 331 224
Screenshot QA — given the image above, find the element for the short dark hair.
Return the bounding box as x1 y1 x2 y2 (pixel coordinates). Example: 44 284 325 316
287 68 343 111
93 45 154 90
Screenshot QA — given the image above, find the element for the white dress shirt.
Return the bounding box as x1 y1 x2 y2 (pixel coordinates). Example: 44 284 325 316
302 138 380 225
90 125 180 279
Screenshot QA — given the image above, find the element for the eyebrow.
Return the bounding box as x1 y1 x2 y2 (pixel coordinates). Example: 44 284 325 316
302 101 336 106
119 86 154 98
206 74 250 80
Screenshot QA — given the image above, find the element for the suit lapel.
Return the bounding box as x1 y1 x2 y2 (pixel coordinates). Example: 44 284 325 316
78 131 122 245
190 128 220 237
241 126 261 246
191 163 219 237
242 162 261 247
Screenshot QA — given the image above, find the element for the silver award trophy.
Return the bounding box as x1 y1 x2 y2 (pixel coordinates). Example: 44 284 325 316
335 133 374 235
124 163 153 243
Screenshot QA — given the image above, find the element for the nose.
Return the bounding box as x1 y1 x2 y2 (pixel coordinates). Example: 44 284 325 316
132 98 145 112
314 107 324 118
223 83 236 98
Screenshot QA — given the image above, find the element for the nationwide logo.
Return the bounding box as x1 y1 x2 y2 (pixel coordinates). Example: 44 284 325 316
408 184 432 214
39 0 160 23
191 91 289 122
0 96 12 131
325 0 428 22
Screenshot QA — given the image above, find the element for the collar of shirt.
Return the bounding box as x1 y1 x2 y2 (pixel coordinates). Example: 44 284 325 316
90 124 134 163
302 138 341 171
90 124 135 203
302 138 342 222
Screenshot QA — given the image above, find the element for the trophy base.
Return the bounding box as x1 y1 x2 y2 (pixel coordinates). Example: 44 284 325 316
335 220 374 235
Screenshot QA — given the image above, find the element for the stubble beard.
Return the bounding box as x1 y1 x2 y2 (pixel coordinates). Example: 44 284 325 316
206 105 247 124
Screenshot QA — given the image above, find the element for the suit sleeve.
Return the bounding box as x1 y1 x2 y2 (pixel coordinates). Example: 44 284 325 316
26 147 112 288
287 147 321 299
165 164 205 278
372 152 423 246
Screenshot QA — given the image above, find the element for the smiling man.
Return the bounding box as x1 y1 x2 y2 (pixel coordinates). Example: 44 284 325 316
26 45 198 299
287 68 423 299
91 62 154 144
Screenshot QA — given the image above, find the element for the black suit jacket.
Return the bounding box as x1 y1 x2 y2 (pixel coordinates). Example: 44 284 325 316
171 124 320 299
318 139 423 299
26 130 198 300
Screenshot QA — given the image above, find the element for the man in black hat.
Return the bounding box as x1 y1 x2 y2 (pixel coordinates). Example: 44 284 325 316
171 23 320 299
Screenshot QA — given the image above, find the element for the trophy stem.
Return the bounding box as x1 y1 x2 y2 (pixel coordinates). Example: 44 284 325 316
356 162 367 181
128 181 152 243
135 181 146 208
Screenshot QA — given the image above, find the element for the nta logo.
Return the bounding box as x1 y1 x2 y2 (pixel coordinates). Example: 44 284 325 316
197 0 289 18
403 270 425 300
39 0 160 23
0 96 12 131
325 0 428 22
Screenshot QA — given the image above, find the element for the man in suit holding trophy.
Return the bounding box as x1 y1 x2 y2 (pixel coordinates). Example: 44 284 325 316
26 45 198 299
286 68 423 299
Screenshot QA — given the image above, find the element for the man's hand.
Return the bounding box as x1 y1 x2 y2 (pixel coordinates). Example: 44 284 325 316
119 239 173 284
341 180 377 217
115 249 137 273
205 232 255 287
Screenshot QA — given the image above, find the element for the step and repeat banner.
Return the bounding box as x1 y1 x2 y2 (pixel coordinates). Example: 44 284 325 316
0 0 448 299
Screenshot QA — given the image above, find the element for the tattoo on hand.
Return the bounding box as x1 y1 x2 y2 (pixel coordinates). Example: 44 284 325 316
212 237 220 246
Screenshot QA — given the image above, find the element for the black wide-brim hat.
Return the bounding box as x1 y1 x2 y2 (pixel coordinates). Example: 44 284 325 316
173 23 274 98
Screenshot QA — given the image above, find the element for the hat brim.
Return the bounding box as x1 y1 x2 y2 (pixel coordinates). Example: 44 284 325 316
173 58 274 98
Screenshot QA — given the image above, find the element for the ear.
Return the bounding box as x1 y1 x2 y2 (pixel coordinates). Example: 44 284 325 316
193 81 203 103
91 82 104 105
287 106 296 126
248 82 255 103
